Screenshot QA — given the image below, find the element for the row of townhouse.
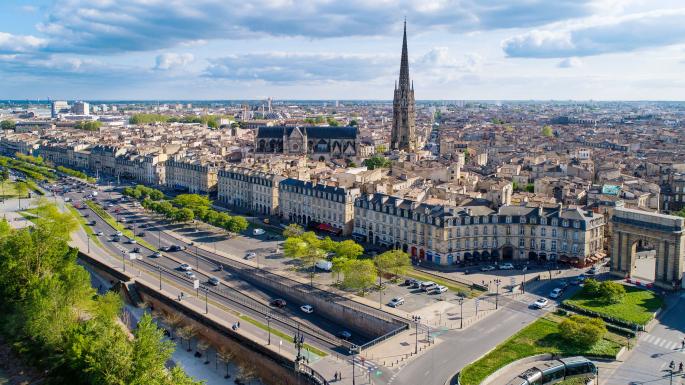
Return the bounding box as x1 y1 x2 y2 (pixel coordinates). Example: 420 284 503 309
217 166 284 216
164 158 219 195
352 193 605 266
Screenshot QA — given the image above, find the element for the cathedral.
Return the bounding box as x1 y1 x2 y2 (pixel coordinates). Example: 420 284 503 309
390 20 417 152
254 125 358 160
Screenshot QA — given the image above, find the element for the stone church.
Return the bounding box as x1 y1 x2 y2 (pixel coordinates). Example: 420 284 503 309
254 125 358 160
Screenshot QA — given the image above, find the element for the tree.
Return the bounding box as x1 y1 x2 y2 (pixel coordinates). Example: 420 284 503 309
162 311 183 341
173 194 211 211
216 346 235 378
196 339 211 363
541 125 553 137
334 240 364 260
363 155 391 170
559 315 607 348
331 256 350 283
129 313 176 384
0 120 15 130
282 223 304 238
0 167 8 197
583 278 601 296
226 215 248 233
174 208 195 223
599 281 626 304
177 324 198 352
349 119 358 126
342 259 377 294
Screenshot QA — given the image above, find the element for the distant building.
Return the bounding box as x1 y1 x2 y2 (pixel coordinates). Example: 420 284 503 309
51 100 69 118
72 101 90 115
217 166 284 216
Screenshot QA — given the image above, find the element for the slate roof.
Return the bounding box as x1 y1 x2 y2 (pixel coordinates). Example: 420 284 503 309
256 126 357 140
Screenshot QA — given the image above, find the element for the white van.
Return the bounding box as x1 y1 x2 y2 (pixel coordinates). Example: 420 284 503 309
420 281 437 292
315 260 333 271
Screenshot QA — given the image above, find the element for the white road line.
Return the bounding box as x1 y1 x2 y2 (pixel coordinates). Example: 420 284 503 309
666 342 678 350
658 339 668 348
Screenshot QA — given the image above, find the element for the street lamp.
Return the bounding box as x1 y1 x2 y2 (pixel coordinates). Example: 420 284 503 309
349 345 360 385
122 250 126 272
293 328 305 363
204 286 208 314
266 313 272 345
411 315 421 354
158 264 162 290
494 278 501 309
457 296 464 329
87 235 90 254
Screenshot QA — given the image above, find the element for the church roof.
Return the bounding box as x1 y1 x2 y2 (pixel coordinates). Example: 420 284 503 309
256 126 357 140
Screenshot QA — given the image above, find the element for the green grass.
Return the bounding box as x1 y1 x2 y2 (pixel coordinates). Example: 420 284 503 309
66 203 104 250
564 285 663 325
0 180 19 197
84 200 157 251
238 315 328 357
405 268 483 298
459 316 623 385
557 377 594 385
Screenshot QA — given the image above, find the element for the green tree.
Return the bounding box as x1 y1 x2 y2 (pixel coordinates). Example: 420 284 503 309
363 155 391 170
349 120 358 126
226 215 248 233
559 315 607 348
599 281 626 304
525 183 535 193
541 125 553 137
342 259 377 294
174 208 195 223
0 120 15 130
331 256 350 283
334 239 364 260
173 194 211 212
583 278 601 296
283 223 304 238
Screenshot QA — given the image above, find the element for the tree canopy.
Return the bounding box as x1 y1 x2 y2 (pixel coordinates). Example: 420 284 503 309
1 120 16 130
363 155 391 170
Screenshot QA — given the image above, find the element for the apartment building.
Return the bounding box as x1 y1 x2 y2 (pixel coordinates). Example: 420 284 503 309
116 152 167 186
353 193 605 266
217 166 284 215
165 158 219 194
279 179 360 235
0 133 40 156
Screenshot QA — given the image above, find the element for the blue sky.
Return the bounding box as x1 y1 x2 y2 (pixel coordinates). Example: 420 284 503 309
1 0 684 100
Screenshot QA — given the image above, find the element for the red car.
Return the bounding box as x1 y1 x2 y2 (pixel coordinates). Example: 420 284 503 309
270 299 287 308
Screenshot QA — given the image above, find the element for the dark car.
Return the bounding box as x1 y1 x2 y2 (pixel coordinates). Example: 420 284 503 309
138 231 146 237
270 299 287 308
160 246 171 252
336 331 352 340
404 278 418 286
132 247 141 253
140 224 149 228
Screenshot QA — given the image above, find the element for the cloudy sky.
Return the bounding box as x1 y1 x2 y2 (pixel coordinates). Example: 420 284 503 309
1 0 684 100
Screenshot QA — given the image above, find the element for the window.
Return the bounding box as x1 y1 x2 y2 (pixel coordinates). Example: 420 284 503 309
552 218 558 226
551 240 557 251
540 240 546 250
482 239 488 248
483 226 488 235
519 238 525 247
541 217 547 225
562 220 569 227
530 239 536 249
573 221 580 229
573 231 579 241
520 216 526 224
572 244 579 254
474 227 479 236
530 227 536 236
541 228 546 236
519 226 525 235
493 239 498 248
506 216 512 224
552 228 557 237
562 242 568 252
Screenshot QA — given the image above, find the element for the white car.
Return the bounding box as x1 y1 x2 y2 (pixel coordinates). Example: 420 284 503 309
500 263 515 270
300 305 314 314
96 231 104 236
549 288 563 299
388 297 405 307
532 298 549 309
252 228 265 236
115 231 123 236
179 263 193 272
128 239 137 244
481 265 496 272
184 271 196 279
432 285 448 294
245 252 256 260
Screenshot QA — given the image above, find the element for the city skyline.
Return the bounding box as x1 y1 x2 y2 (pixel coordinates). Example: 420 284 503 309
1 1 685 101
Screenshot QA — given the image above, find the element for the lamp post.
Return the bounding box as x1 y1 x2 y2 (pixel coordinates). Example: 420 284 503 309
349 345 360 385
293 325 304 363
457 296 464 329
412 315 421 354
522 267 527 294
122 250 126 272
266 313 272 345
87 235 90 254
158 229 161 249
158 264 162 290
204 287 208 314
494 278 501 309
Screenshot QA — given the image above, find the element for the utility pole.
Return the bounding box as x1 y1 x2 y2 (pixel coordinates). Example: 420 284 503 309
494 278 501 309
266 313 272 345
458 296 464 329
158 265 162 290
412 315 421 354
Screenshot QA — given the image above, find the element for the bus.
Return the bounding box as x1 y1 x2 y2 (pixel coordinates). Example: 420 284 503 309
505 357 598 385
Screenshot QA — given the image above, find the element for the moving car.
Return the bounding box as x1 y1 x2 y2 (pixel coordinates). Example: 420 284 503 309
336 331 352 340
532 298 549 309
481 265 496 272
587 267 598 275
179 263 192 272
270 299 287 308
253 228 265 236
388 297 405 307
300 305 314 314
208 277 220 286
115 231 123 236
152 251 162 258
128 239 137 244
96 231 104 236
184 271 196 279
160 246 171 252
169 245 186 252
499 263 515 270
549 288 563 299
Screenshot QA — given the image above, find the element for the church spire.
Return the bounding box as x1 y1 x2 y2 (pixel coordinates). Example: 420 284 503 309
399 18 410 89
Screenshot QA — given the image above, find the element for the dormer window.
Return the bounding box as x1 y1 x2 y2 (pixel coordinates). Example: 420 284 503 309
520 217 526 224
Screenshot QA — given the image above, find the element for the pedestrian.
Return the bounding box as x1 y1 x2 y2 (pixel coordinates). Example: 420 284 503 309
334 372 338 381
237 321 240 328
670 360 675 370
680 362 683 372
681 338 685 350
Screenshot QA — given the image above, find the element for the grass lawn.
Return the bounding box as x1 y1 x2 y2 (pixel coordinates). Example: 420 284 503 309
405 268 484 298
557 377 593 385
459 316 623 385
564 285 663 325
85 200 157 251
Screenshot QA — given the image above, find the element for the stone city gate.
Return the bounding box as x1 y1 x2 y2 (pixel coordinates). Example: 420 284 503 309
611 207 685 289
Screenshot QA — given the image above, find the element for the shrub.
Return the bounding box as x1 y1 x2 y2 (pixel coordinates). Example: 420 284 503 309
599 281 626 304
559 315 607 348
583 278 600 296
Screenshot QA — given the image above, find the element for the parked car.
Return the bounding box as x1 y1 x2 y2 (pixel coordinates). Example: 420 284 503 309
388 297 405 307
315 260 333 271
549 288 563 299
500 263 515 270
336 331 352 340
138 231 146 237
404 279 418 287
115 231 123 236
481 265 496 272
252 228 265 236
432 285 448 294
570 278 582 286
270 299 287 308
152 251 162 258
245 252 256 260
132 247 141 253
532 298 549 309
208 277 220 286
300 305 314 314
411 280 423 289
587 267 598 275
128 239 137 244
420 281 437 292
179 263 192 272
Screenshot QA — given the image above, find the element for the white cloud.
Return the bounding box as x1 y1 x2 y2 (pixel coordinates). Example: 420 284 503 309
558 57 583 68
415 47 483 82
502 8 685 58
154 53 194 70
0 32 47 53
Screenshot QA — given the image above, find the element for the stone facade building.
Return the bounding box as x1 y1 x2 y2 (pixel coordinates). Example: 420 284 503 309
353 193 605 266
278 179 360 235
217 166 284 216
165 158 218 195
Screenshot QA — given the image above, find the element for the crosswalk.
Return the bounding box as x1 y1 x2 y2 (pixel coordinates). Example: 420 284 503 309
348 357 379 372
640 333 685 351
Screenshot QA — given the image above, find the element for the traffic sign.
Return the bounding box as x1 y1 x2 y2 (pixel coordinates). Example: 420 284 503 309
193 279 200 289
